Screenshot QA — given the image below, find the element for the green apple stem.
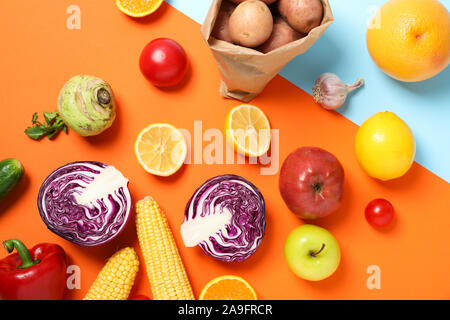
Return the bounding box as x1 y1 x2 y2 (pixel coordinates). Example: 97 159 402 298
310 243 326 257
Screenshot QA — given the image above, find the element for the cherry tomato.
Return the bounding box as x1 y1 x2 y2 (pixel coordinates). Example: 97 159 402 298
129 294 151 300
139 38 188 87
365 198 394 228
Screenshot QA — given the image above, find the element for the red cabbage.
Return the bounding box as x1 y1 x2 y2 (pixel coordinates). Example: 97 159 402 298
37 161 132 246
181 174 265 262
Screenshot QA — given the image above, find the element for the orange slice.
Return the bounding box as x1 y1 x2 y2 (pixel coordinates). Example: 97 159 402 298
199 275 257 300
116 0 164 18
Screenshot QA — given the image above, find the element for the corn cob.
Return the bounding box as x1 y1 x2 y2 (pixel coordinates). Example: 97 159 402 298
136 196 195 300
83 247 139 300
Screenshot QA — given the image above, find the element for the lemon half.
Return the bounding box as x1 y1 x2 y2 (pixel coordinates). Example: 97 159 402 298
135 123 187 177
225 104 271 157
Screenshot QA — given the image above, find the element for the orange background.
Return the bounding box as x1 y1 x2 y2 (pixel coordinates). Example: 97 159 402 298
1 0 449 300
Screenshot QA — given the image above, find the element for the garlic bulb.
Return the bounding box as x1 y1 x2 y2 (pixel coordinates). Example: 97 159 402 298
313 73 364 110
58 75 116 137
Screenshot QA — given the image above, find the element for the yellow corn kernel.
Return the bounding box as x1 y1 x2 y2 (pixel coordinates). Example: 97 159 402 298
136 196 195 300
83 247 139 300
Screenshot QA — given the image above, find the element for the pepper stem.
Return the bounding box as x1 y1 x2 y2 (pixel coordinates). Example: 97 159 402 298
2 239 40 269
346 78 365 93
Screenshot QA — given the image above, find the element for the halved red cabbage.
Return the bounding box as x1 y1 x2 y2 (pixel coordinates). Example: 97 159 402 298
181 174 265 262
37 161 132 246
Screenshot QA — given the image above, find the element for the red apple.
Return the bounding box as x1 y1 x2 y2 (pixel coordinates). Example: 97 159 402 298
279 147 344 220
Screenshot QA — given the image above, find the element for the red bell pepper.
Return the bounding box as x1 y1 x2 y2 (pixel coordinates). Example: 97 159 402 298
0 239 67 300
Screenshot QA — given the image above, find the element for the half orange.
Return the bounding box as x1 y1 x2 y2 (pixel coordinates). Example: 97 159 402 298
199 275 257 300
116 0 164 18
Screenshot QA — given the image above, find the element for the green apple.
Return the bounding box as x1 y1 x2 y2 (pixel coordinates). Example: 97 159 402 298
284 224 341 281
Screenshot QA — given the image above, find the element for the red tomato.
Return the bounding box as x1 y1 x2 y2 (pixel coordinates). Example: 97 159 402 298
139 38 188 87
129 294 151 300
365 199 394 228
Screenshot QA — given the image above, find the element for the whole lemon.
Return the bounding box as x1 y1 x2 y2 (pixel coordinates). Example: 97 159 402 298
355 112 416 181
367 0 450 82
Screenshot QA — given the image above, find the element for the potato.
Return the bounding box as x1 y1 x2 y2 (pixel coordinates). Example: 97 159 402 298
212 1 237 42
229 0 278 4
278 0 324 34
229 0 274 48
258 16 304 53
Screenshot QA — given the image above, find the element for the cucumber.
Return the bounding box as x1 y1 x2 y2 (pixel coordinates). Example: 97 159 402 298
0 159 24 200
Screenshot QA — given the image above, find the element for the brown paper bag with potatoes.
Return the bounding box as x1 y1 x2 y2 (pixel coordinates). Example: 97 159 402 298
201 0 334 102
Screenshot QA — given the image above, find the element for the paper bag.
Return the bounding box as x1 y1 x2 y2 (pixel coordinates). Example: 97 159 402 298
201 0 334 102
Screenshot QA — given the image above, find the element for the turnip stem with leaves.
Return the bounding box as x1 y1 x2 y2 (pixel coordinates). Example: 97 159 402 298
25 111 68 140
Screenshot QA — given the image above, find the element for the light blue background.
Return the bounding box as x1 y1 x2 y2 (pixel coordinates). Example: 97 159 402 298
166 0 450 182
